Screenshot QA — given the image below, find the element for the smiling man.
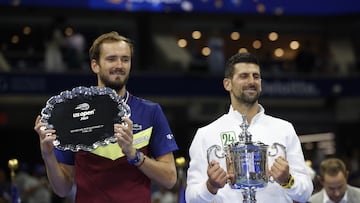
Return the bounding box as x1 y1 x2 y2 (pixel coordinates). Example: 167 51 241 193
34 31 179 203
186 52 313 203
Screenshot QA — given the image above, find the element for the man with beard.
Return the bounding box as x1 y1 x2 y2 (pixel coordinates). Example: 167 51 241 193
185 52 313 203
34 31 178 202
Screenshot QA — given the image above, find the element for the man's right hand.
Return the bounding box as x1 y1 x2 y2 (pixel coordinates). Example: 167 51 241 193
34 115 57 158
206 160 229 194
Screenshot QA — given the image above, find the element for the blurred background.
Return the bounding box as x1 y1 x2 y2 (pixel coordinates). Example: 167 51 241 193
0 0 360 202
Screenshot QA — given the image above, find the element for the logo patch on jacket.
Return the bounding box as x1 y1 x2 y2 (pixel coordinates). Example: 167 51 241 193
220 131 237 147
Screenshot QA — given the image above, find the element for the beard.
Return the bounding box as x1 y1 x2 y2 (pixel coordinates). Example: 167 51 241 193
99 73 128 92
237 91 260 105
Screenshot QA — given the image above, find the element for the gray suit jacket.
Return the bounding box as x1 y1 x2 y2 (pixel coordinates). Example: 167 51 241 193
308 185 360 203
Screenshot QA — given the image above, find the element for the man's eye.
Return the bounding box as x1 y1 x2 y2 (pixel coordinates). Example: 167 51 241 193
121 57 130 63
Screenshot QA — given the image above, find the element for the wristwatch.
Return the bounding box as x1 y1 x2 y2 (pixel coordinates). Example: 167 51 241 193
281 174 295 189
127 149 142 165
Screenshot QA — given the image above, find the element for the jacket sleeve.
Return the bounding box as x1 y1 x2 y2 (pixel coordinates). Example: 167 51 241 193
284 123 314 202
185 129 217 203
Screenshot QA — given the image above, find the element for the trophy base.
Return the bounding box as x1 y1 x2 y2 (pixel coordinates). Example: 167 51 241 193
241 187 257 203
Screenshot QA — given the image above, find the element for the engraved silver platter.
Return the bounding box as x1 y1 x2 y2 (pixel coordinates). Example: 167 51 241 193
40 86 131 152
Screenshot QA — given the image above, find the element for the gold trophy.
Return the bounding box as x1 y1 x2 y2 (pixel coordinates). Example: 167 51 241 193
8 158 20 203
8 159 18 183
175 157 187 202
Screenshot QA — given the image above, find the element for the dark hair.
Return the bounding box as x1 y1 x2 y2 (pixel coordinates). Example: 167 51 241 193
89 31 134 62
319 158 347 179
224 52 260 78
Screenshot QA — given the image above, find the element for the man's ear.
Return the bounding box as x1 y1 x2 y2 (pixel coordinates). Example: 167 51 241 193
223 78 231 91
90 59 99 73
345 170 350 180
259 79 262 92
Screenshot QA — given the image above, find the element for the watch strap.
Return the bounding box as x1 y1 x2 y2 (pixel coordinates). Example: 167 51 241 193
281 174 294 189
127 149 141 165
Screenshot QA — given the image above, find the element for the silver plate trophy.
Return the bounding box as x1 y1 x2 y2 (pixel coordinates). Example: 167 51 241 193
207 115 286 203
40 86 131 152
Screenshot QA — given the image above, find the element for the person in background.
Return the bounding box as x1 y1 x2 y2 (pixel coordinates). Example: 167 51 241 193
34 31 179 202
185 52 313 203
14 162 31 203
63 30 86 71
0 51 11 72
308 157 360 203
206 30 225 75
23 164 52 203
151 186 176 203
44 17 66 73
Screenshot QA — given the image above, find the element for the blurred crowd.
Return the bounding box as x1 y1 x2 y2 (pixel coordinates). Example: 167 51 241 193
0 162 74 203
1 14 360 77
1 154 359 203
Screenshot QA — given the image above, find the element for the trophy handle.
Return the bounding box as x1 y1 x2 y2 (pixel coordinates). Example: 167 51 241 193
268 142 286 183
268 142 286 159
207 145 225 165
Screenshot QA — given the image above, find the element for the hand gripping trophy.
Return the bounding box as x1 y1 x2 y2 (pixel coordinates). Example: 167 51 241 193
207 115 286 203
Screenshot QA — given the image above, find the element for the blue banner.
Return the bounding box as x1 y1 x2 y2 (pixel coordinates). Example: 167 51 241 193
0 0 358 15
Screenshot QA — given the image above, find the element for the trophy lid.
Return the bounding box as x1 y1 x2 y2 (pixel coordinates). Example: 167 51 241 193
239 115 253 144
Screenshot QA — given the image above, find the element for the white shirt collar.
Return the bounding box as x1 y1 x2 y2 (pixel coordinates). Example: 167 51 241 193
323 189 348 203
228 104 265 124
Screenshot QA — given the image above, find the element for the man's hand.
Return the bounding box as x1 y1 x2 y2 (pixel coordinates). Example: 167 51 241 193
206 160 229 194
114 117 135 158
34 115 56 159
269 156 291 185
